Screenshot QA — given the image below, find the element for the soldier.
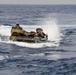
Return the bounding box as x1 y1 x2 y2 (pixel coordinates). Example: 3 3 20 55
14 24 23 30
36 28 46 38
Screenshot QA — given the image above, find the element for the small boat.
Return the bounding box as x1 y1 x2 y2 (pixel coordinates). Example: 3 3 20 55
9 25 48 43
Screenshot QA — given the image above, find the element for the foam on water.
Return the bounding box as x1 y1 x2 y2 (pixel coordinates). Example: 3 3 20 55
0 25 11 36
0 20 61 48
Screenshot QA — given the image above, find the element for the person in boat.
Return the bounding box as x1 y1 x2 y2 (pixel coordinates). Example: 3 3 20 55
11 24 25 36
36 28 46 38
14 23 23 30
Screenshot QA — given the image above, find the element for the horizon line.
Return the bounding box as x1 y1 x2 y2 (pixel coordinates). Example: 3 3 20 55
0 4 76 5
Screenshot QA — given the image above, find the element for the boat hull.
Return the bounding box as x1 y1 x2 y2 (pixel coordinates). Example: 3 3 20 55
10 36 48 43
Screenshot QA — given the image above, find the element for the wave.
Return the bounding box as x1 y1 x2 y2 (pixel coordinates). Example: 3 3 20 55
0 20 61 48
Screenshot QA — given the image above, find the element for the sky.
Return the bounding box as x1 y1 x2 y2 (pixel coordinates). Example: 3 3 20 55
0 0 76 4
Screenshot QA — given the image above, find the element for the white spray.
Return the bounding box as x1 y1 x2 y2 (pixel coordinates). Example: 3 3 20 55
41 19 61 42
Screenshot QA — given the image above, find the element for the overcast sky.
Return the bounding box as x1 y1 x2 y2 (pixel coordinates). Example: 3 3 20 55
0 0 76 4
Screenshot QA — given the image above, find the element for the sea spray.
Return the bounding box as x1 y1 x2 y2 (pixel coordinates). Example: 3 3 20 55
42 19 61 43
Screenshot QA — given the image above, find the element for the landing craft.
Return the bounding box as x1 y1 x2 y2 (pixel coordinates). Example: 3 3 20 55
10 24 48 43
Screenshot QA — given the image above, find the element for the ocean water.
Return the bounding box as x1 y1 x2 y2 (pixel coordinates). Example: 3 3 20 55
0 5 76 75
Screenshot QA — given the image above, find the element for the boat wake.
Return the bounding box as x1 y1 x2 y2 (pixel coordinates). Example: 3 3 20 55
0 20 61 48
